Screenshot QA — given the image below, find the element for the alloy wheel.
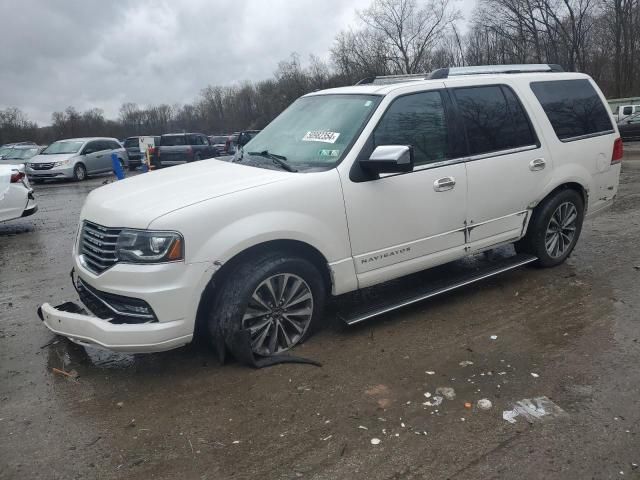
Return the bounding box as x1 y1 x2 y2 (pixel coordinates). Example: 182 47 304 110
241 273 313 356
545 201 578 258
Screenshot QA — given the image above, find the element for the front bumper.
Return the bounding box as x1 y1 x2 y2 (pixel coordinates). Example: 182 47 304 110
26 165 74 179
39 257 217 353
39 302 192 353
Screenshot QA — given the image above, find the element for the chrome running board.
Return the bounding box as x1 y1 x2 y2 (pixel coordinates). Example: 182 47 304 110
339 254 537 326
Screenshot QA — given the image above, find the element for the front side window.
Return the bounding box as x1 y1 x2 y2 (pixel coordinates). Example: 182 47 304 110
453 85 536 156
373 91 449 166
530 79 613 141
161 135 187 146
242 94 381 170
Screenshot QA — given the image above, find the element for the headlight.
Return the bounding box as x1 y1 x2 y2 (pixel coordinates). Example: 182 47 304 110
53 159 71 167
115 230 184 263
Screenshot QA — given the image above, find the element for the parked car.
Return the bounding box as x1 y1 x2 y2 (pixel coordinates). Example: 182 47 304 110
123 136 160 170
208 135 229 155
225 130 261 154
615 104 640 122
39 64 622 358
26 137 128 182
617 112 640 141
152 133 217 168
0 164 37 222
0 145 44 166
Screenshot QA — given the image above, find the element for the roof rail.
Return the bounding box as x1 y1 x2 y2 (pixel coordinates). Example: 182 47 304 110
355 73 428 86
428 64 564 79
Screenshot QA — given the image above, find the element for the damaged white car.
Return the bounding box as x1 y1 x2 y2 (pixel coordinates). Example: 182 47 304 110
0 164 37 222
39 64 622 358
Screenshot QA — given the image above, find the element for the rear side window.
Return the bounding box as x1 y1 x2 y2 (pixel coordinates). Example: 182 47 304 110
124 138 138 147
623 106 633 115
161 135 187 146
530 79 613 141
373 91 450 166
453 85 536 156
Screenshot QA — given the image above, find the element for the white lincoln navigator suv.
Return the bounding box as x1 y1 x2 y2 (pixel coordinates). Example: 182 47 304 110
39 64 622 357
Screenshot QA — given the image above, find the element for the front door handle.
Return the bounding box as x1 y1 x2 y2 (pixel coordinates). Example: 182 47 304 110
529 158 546 171
434 177 456 192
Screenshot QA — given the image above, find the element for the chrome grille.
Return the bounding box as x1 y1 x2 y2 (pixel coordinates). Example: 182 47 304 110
80 221 121 274
31 162 54 170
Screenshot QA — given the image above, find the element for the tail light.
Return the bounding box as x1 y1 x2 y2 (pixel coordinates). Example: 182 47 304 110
10 170 25 183
612 137 623 164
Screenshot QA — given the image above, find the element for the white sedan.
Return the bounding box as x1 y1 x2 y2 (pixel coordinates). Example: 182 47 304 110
0 164 37 222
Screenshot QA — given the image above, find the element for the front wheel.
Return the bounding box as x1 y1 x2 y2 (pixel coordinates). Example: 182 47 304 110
208 253 326 357
73 163 87 181
515 189 584 267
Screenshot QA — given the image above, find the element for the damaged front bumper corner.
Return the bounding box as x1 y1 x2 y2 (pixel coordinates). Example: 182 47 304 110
38 302 192 353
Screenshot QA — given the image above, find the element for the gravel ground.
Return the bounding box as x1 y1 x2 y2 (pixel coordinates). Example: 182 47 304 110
1 161 640 480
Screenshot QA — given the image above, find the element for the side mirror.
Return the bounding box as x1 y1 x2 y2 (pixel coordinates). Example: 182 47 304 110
359 145 414 174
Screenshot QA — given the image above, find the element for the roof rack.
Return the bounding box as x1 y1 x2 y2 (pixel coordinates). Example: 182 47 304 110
355 73 428 85
428 64 564 79
354 64 564 85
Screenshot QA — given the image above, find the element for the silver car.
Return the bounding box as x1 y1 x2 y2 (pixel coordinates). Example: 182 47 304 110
26 137 129 182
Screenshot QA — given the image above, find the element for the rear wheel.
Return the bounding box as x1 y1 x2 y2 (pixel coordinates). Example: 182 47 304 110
208 252 326 357
515 189 584 267
193 153 202 162
73 163 86 181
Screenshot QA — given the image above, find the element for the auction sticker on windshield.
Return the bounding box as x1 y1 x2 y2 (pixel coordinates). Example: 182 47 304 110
302 131 340 143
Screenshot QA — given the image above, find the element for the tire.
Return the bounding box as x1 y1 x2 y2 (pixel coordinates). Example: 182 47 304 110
193 153 202 162
515 189 584 267
73 163 87 182
208 252 326 357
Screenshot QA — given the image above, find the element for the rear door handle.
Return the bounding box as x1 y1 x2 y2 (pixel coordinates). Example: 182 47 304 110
434 177 456 192
529 158 546 171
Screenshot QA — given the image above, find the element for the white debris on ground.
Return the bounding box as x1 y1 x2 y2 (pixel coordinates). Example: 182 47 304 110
477 399 493 410
422 395 443 407
502 396 567 424
459 361 474 367
530 372 540 378
490 335 498 340
370 438 381 445
425 371 435 375
435 387 456 400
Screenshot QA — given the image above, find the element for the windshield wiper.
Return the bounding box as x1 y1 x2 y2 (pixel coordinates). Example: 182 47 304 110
247 150 297 172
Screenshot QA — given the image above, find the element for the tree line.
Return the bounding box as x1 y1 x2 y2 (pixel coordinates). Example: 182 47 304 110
1 0 638 146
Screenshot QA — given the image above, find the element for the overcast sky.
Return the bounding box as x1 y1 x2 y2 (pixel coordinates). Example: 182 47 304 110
0 0 476 125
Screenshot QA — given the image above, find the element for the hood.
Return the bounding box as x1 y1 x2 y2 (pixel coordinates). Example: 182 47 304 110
82 159 292 228
28 153 77 164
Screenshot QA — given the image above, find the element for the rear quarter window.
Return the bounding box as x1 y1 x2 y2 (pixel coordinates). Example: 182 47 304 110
530 79 613 141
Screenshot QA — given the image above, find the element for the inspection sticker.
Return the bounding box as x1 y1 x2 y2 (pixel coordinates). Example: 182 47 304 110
319 149 340 157
302 130 340 143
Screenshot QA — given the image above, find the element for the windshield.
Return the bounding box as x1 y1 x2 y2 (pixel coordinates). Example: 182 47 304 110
124 138 139 148
240 94 381 169
4 147 38 159
42 140 84 155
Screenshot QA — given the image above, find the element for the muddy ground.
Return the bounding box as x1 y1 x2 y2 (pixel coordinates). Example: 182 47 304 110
1 158 640 480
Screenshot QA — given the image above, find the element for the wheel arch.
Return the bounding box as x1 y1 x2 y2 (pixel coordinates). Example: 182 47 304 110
538 181 588 212
193 239 333 339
